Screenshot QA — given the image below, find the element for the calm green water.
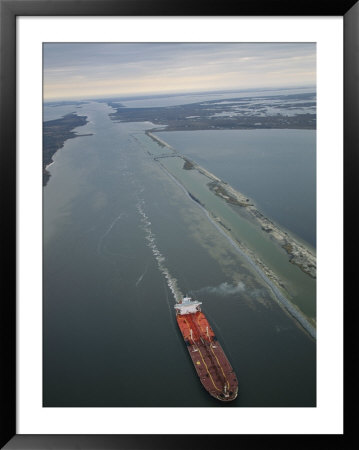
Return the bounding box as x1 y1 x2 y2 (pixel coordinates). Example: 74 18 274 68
156 129 316 248
43 102 315 407
155 155 316 321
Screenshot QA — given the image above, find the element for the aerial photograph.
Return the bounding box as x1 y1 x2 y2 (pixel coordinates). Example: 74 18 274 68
43 43 316 407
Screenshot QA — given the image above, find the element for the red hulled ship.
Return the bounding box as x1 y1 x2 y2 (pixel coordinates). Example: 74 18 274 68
175 297 238 401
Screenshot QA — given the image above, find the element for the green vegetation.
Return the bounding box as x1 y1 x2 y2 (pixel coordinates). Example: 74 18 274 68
183 159 194 170
43 113 91 186
108 93 316 132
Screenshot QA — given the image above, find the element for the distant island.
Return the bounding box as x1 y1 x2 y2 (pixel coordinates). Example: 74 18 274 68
108 92 316 131
106 91 316 279
43 113 92 186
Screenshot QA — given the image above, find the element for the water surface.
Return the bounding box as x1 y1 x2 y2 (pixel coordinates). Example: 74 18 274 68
43 101 316 407
156 129 316 248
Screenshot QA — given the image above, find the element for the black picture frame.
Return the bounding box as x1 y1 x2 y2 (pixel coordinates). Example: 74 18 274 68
1 1 357 448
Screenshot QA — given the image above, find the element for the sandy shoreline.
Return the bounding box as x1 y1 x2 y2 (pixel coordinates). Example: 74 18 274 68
147 131 316 279
45 161 55 170
145 130 316 335
201 164 316 279
150 140 316 338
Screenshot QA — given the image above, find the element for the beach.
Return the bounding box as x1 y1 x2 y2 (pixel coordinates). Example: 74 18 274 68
145 130 316 334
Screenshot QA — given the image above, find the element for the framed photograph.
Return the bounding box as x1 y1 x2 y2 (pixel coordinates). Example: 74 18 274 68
1 1 356 448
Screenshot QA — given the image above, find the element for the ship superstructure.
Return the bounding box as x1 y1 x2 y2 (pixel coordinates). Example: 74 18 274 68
175 297 238 401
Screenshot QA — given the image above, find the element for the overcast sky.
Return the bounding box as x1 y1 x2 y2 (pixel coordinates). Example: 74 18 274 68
43 43 316 100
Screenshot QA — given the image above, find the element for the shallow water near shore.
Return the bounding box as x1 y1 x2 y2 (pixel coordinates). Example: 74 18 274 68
155 129 316 249
43 101 316 407
152 151 316 322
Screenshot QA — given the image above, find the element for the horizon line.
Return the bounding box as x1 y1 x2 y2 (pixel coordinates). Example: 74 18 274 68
43 84 316 104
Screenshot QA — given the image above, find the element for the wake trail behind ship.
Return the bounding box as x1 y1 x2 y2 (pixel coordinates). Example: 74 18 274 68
136 199 183 304
135 264 148 287
97 212 127 256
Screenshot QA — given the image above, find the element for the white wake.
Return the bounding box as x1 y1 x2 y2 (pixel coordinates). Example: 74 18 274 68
136 200 183 303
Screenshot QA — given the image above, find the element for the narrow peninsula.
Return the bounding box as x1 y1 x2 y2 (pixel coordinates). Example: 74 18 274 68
146 131 316 280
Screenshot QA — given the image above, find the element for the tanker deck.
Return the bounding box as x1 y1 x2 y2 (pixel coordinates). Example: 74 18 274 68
175 297 238 401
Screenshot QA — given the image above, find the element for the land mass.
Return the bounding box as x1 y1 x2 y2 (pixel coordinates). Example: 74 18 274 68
145 132 316 335
146 131 316 280
108 92 316 131
43 113 92 186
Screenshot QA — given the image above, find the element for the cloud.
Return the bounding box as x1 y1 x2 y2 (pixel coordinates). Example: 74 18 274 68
43 43 316 100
